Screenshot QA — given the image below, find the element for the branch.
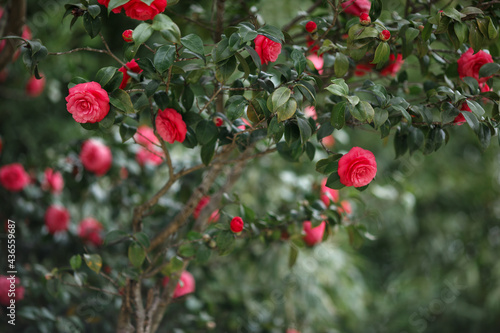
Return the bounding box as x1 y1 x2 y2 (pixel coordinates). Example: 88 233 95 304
132 279 146 333
48 47 110 56
0 0 26 71
100 32 126 66
307 1 340 53
199 86 223 114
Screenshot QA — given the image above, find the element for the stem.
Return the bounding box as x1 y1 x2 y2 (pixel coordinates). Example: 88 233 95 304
199 86 223 114
0 0 26 71
282 0 324 32
100 32 126 67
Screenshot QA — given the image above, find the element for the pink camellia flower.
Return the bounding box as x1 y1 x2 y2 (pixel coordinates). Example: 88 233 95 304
162 271 196 298
134 125 164 166
97 0 124 13
193 196 220 223
42 168 64 194
302 220 326 246
307 54 324 74
254 35 282 65
78 217 104 246
65 82 110 123
380 54 404 76
25 75 46 97
457 47 494 84
136 148 164 166
134 125 159 147
304 106 317 120
122 29 134 43
338 146 377 187
0 275 25 306
44 205 70 234
0 136 3 155
80 139 112 176
338 200 352 214
118 59 143 89
0 163 30 192
341 0 371 16
230 216 244 233
321 135 335 149
354 63 375 76
123 0 167 21
287 329 301 333
359 13 371 25
453 102 472 126
155 108 187 144
305 21 317 33
321 178 339 206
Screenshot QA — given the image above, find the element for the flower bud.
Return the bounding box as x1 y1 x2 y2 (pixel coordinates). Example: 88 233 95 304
122 29 134 43
305 21 317 33
213 116 223 127
379 29 391 41
359 13 371 26
230 216 244 233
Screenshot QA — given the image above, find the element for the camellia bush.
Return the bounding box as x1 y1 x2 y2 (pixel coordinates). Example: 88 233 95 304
1 0 500 332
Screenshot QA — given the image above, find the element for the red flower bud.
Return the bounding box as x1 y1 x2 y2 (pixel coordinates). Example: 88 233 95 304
214 116 224 127
305 21 317 33
359 13 371 26
379 30 391 41
122 29 134 43
230 216 244 233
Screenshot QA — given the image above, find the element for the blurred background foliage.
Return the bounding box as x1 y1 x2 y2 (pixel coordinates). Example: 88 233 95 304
1 0 500 332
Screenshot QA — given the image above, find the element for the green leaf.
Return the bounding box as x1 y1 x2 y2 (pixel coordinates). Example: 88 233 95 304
213 37 234 63
422 23 433 41
95 67 118 88
133 22 154 45
108 0 128 12
289 245 299 268
238 22 258 42
372 42 390 65
128 242 146 268
408 127 424 154
346 225 364 249
443 8 466 21
479 63 500 79
80 122 99 131
462 110 479 132
405 27 420 42
306 141 315 161
466 100 485 117
325 171 345 190
488 17 498 39
369 0 382 21
277 98 297 122
334 53 349 78
83 254 102 274
297 117 312 144
271 87 291 111
290 49 307 75
154 45 176 73
351 101 375 123
226 95 248 120
469 23 484 53
454 22 468 44
257 25 284 43
355 27 379 39
315 153 342 174
215 56 237 82
119 123 137 143
134 232 150 248
326 78 349 96
317 122 334 140
152 14 181 43
216 231 235 256
196 120 219 144
201 139 217 166
178 243 197 257
70 255 82 270
181 34 205 61
105 230 129 245
373 108 388 129
244 45 262 71
110 89 135 114
82 13 101 39
87 4 101 18
331 102 346 129
477 123 492 151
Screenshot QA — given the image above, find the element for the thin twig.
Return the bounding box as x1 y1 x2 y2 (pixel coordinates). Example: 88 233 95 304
100 32 126 66
282 0 324 32
199 86 223 114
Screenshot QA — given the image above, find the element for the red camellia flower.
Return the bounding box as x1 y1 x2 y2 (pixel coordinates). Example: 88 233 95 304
320 178 339 206
0 163 30 192
338 146 377 187
379 29 391 41
0 275 25 306
457 47 494 84
119 59 143 89
230 216 244 233
42 168 64 194
80 139 112 176
354 63 375 76
254 35 282 65
123 0 167 21
122 29 134 43
359 13 371 25
97 0 124 13
214 117 224 127
162 271 196 298
155 108 187 144
25 75 46 97
193 196 220 223
302 220 326 246
78 217 104 246
65 82 110 123
44 205 70 234
305 21 317 33
453 102 472 126
341 0 371 16
380 54 404 76
135 125 159 147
